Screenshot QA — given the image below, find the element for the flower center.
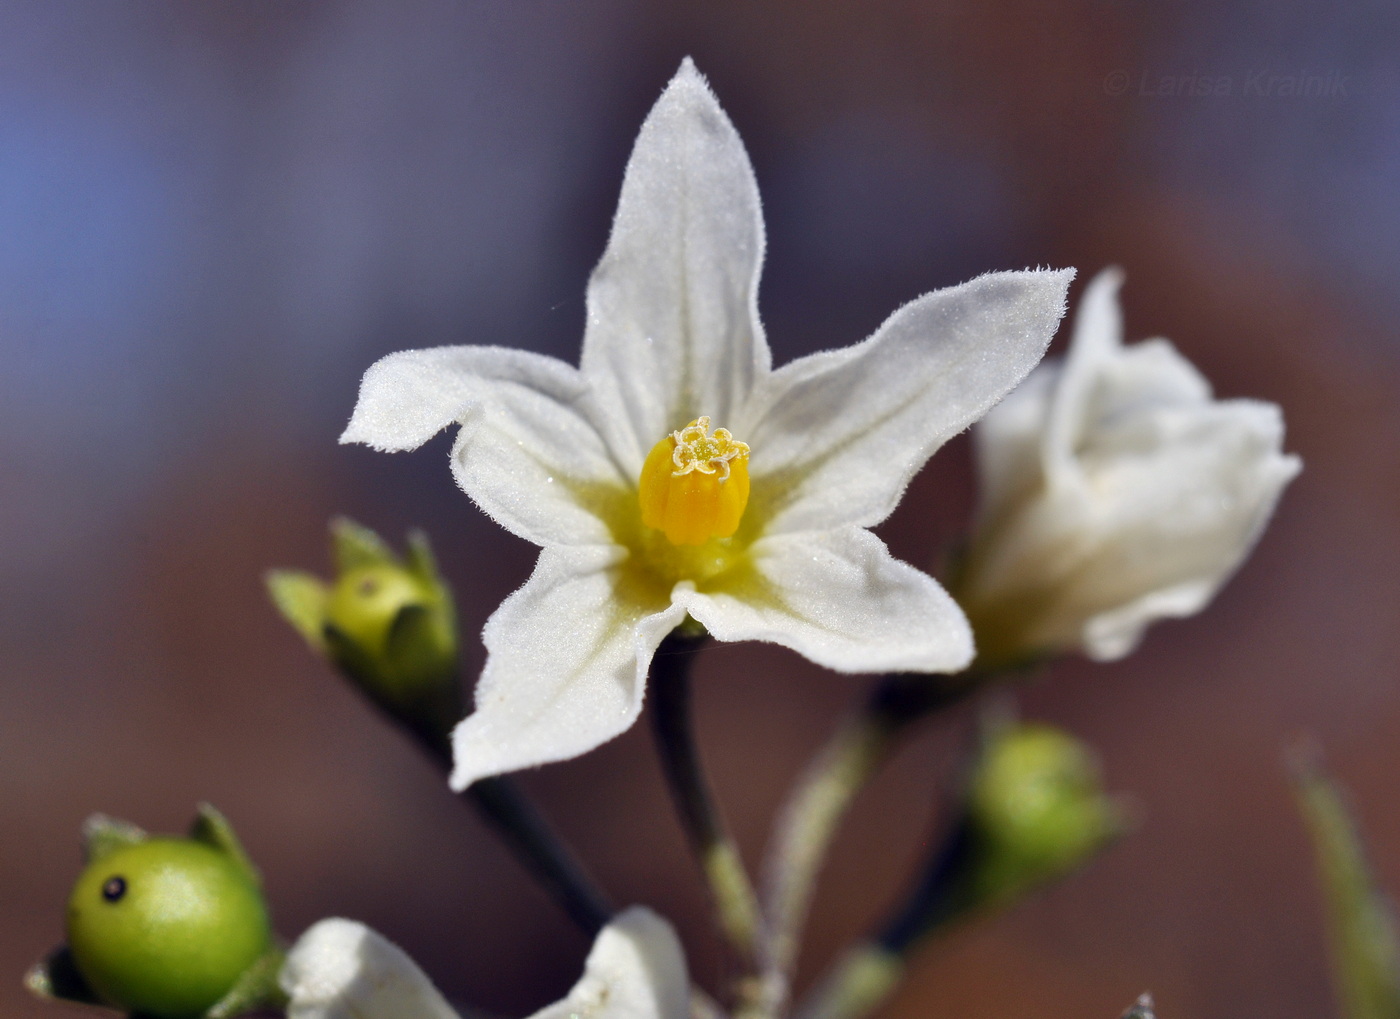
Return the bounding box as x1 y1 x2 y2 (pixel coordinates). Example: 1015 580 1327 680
638 416 751 546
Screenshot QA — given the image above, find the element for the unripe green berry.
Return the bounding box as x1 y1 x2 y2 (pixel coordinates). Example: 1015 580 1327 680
65 838 271 1019
324 564 432 658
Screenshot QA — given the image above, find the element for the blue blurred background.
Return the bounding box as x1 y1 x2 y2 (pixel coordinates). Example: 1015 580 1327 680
4 3 1399 1017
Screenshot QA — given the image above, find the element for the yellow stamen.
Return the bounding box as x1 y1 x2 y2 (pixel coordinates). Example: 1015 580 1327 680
639 416 751 546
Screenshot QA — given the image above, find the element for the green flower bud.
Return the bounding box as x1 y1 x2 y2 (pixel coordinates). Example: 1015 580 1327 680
267 518 460 752
31 806 282 1019
965 721 1125 906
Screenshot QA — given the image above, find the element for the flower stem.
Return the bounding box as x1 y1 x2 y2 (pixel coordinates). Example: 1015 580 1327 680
465 777 615 937
761 672 978 1007
793 944 902 1019
650 632 765 975
381 688 615 937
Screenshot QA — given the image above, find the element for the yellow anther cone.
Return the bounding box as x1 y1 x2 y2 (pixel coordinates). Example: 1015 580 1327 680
639 419 750 546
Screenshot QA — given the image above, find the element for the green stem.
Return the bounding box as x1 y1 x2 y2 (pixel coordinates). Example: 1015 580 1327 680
794 944 903 1019
762 709 894 982
650 632 765 976
760 673 979 1008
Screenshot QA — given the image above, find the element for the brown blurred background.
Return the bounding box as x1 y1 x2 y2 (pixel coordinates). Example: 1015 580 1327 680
4 3 1398 1018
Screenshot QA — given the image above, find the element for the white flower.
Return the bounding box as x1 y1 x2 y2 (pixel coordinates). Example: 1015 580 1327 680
280 906 689 1019
957 267 1301 665
341 59 1073 789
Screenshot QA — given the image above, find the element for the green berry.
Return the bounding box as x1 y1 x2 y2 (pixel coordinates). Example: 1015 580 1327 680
65 838 271 1019
324 564 431 657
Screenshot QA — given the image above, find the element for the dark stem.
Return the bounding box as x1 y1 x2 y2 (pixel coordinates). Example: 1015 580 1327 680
649 631 765 976
466 777 614 936
874 814 975 953
378 685 615 937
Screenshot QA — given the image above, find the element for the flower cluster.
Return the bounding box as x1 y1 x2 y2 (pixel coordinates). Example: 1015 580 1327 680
30 57 1301 1019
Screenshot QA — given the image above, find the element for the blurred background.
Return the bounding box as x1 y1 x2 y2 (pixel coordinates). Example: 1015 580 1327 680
3 3 1398 1018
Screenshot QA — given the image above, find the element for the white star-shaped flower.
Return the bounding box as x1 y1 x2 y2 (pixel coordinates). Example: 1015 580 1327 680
958 267 1301 664
342 59 1073 789
281 906 689 1019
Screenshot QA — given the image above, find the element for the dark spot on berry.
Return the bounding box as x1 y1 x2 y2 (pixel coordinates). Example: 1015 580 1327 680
357 578 379 597
102 876 126 903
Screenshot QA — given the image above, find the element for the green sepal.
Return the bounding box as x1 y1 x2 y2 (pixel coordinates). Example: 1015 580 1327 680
386 603 458 692
331 516 395 572
674 614 709 640
1292 749 1400 1019
81 815 148 865
404 529 441 585
25 945 104 1008
187 804 262 889
1120 994 1156 1019
265 571 329 651
203 945 287 1019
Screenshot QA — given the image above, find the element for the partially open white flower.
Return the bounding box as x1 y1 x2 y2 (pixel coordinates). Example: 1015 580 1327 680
957 268 1301 666
281 906 689 1019
342 58 1072 789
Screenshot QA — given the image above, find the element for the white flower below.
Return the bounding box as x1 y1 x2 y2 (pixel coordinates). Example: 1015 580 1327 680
342 58 1073 788
281 906 690 1019
957 267 1301 665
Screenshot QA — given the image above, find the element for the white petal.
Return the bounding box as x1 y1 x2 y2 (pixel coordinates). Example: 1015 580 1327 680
341 346 628 546
1043 268 1210 482
973 360 1059 516
1043 267 1125 475
580 58 769 472
743 269 1073 534
281 919 458 1019
527 907 690 1019
1081 579 1216 661
682 527 972 673
450 546 686 790
1066 399 1301 658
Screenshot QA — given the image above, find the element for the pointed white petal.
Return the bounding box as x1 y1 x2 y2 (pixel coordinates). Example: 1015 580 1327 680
1043 267 1125 475
743 269 1073 534
973 360 1059 516
341 346 628 546
580 59 769 472
683 527 972 673
281 919 458 1019
450 547 686 789
1043 268 1211 482
527 907 690 1019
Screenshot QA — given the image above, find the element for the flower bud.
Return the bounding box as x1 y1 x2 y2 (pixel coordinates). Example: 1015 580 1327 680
955 268 1299 669
29 806 281 1019
267 519 460 751
963 721 1124 907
